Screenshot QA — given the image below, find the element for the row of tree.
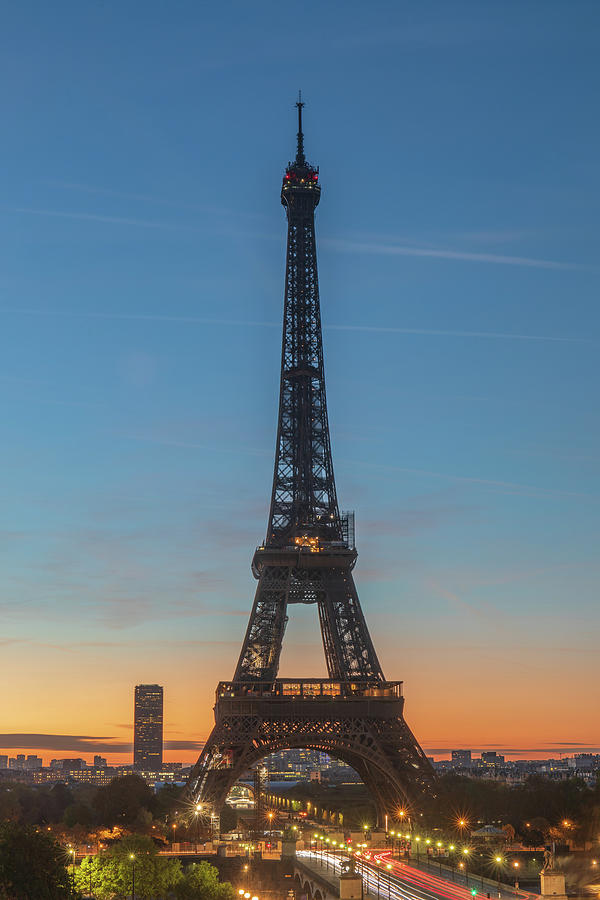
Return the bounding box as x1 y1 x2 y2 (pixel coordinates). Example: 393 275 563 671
0 824 236 900
0 775 180 831
281 773 600 844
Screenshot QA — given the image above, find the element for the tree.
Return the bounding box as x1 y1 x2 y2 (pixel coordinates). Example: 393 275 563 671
93 774 155 828
177 861 236 900
0 822 72 899
74 834 183 899
63 801 94 829
502 823 515 844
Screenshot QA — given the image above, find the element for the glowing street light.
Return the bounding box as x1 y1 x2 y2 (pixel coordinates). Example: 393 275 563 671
129 853 136 900
493 855 504 892
461 848 470 885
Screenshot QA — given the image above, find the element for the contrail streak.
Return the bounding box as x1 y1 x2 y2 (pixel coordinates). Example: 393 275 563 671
0 308 593 345
322 236 582 270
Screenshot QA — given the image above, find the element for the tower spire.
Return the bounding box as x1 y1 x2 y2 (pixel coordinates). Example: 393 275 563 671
295 90 305 165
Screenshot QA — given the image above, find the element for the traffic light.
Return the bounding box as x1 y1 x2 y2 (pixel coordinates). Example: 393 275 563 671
470 890 477 896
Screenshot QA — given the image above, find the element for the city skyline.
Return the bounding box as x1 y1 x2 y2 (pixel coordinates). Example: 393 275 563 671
1 3 598 768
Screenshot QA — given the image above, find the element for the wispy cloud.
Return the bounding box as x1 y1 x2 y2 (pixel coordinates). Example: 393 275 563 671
1 307 593 346
43 180 264 223
343 459 590 501
326 323 593 345
7 200 585 270
164 740 204 751
13 207 175 230
0 733 126 752
322 236 582 270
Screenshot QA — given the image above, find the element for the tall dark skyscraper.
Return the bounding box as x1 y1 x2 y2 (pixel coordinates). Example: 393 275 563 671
133 684 163 770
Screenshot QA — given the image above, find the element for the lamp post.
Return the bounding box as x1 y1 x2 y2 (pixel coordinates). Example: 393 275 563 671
513 860 520 894
449 845 455 881
376 859 381 898
457 818 469 850
195 803 202 844
69 849 76 893
386 863 392 900
268 812 274 843
129 853 135 900
398 809 407 850
493 856 504 897
462 848 470 886
436 842 443 876
415 836 420 865
425 839 431 870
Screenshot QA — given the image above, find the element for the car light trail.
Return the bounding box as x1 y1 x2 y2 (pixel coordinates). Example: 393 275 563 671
298 850 535 900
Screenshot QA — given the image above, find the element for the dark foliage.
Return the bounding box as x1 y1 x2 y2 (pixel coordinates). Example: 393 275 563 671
0 822 72 899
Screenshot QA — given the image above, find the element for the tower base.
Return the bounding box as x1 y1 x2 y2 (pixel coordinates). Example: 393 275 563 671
188 679 434 824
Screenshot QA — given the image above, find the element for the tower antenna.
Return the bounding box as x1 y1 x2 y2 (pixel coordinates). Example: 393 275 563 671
296 90 305 165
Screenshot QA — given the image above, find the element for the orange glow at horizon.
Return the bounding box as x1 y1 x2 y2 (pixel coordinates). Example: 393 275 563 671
1 644 597 766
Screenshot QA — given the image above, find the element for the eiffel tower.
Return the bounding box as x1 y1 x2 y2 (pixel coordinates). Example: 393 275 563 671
188 99 433 824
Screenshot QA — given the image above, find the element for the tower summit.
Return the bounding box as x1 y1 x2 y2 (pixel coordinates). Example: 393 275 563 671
188 101 433 824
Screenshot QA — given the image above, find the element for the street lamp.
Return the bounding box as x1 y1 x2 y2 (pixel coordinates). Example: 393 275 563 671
494 855 504 897
194 803 203 844
68 849 76 892
129 853 135 900
513 860 520 892
415 836 421 864
268 812 274 842
386 863 392 900
462 848 470 886
448 845 455 881
457 818 469 843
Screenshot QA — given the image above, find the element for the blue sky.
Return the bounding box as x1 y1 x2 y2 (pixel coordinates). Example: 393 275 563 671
0 1 598 761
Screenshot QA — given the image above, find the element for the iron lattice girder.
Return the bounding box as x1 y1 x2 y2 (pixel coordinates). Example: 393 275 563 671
268 196 340 545
234 550 383 683
187 111 435 822
187 683 432 824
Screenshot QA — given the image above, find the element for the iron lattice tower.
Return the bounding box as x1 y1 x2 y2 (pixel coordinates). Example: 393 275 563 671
188 99 433 824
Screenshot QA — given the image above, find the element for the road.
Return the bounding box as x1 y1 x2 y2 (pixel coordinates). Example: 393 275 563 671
298 850 538 900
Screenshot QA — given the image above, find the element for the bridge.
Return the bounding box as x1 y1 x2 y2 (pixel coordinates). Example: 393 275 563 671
293 855 347 900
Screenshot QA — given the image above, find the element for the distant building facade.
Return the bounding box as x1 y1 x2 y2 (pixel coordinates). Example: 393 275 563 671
133 684 163 770
452 750 472 765
482 751 505 765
